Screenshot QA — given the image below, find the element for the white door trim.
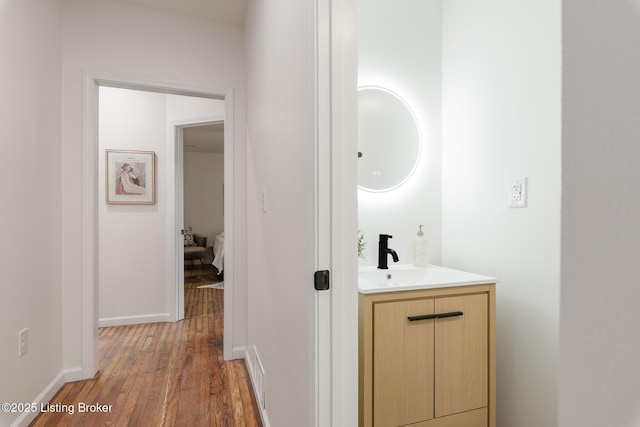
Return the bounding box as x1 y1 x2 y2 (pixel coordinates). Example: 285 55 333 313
82 72 235 377
308 0 333 427
314 0 358 424
314 0 332 425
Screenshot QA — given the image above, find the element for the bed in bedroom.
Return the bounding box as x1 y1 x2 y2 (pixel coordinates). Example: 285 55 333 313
211 232 224 278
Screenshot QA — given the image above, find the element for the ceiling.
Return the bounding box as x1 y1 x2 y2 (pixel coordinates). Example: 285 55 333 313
184 123 224 153
115 0 248 25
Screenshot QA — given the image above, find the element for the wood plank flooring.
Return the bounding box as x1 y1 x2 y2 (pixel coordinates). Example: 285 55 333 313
30 265 262 427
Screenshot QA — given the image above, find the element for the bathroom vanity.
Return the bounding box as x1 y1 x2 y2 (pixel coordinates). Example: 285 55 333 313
358 265 497 427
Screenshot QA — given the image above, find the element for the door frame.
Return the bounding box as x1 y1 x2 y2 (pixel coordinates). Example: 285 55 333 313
81 72 235 377
314 0 358 424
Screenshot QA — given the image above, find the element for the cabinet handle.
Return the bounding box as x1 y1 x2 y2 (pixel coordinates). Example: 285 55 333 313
436 311 464 319
407 314 438 322
407 311 463 322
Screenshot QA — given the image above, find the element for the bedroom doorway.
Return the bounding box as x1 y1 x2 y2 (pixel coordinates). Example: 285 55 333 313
176 120 226 320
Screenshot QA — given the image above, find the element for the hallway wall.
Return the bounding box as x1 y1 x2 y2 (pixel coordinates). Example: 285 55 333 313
560 1 640 425
244 0 317 424
0 1 64 426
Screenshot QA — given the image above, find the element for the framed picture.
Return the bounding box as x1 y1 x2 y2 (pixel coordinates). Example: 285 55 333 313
105 149 155 204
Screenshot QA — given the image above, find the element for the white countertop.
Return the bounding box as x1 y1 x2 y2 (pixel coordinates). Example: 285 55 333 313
358 264 498 294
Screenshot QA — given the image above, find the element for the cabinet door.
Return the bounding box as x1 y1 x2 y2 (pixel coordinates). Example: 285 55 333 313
374 298 434 427
435 294 488 418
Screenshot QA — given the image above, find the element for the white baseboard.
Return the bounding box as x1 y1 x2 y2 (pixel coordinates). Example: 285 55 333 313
98 313 171 327
232 346 246 360
244 348 271 427
64 366 84 383
11 370 65 427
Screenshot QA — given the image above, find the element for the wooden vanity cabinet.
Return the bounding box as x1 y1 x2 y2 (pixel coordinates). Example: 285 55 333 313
359 284 496 427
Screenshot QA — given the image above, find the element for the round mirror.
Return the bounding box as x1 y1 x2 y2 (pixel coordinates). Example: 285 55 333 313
358 86 421 192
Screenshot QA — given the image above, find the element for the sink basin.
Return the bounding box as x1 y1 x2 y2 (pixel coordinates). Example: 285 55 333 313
359 266 427 285
358 264 497 294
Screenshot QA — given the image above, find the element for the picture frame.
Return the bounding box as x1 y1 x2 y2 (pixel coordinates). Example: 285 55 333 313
105 149 155 204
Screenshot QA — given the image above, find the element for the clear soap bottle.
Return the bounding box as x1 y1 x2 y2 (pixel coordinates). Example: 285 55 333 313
413 225 428 267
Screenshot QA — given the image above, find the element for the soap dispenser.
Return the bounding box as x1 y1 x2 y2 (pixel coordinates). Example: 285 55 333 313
413 225 428 267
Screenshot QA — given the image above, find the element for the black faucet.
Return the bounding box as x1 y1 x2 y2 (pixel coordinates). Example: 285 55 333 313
377 234 399 269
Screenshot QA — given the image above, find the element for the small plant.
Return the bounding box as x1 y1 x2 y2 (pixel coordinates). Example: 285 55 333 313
357 229 366 259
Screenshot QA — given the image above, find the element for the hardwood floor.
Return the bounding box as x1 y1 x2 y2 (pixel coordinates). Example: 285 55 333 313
30 265 262 427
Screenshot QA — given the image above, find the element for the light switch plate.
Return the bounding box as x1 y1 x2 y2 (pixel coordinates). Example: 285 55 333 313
18 328 28 357
262 187 267 213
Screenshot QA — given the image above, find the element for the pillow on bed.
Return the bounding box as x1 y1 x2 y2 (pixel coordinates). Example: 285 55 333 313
184 227 196 247
208 231 224 247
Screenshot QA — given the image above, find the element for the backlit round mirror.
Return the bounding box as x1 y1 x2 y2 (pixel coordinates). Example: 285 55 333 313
358 86 421 192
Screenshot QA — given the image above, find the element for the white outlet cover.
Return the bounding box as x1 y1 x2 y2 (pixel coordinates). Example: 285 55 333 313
509 177 527 208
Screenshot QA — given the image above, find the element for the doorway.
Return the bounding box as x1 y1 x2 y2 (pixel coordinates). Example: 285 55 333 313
82 73 236 378
176 119 225 321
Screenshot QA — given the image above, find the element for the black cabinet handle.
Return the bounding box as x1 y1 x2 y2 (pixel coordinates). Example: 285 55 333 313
408 314 438 322
436 311 464 319
407 311 463 322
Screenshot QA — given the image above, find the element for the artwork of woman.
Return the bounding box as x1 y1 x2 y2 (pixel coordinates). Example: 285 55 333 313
115 163 146 195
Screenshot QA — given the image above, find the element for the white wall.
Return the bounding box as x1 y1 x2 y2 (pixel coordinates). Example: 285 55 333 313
442 1 561 427
166 94 225 123
61 0 246 371
184 151 224 240
357 0 442 267
245 0 316 424
98 87 168 324
559 1 640 426
0 0 64 425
